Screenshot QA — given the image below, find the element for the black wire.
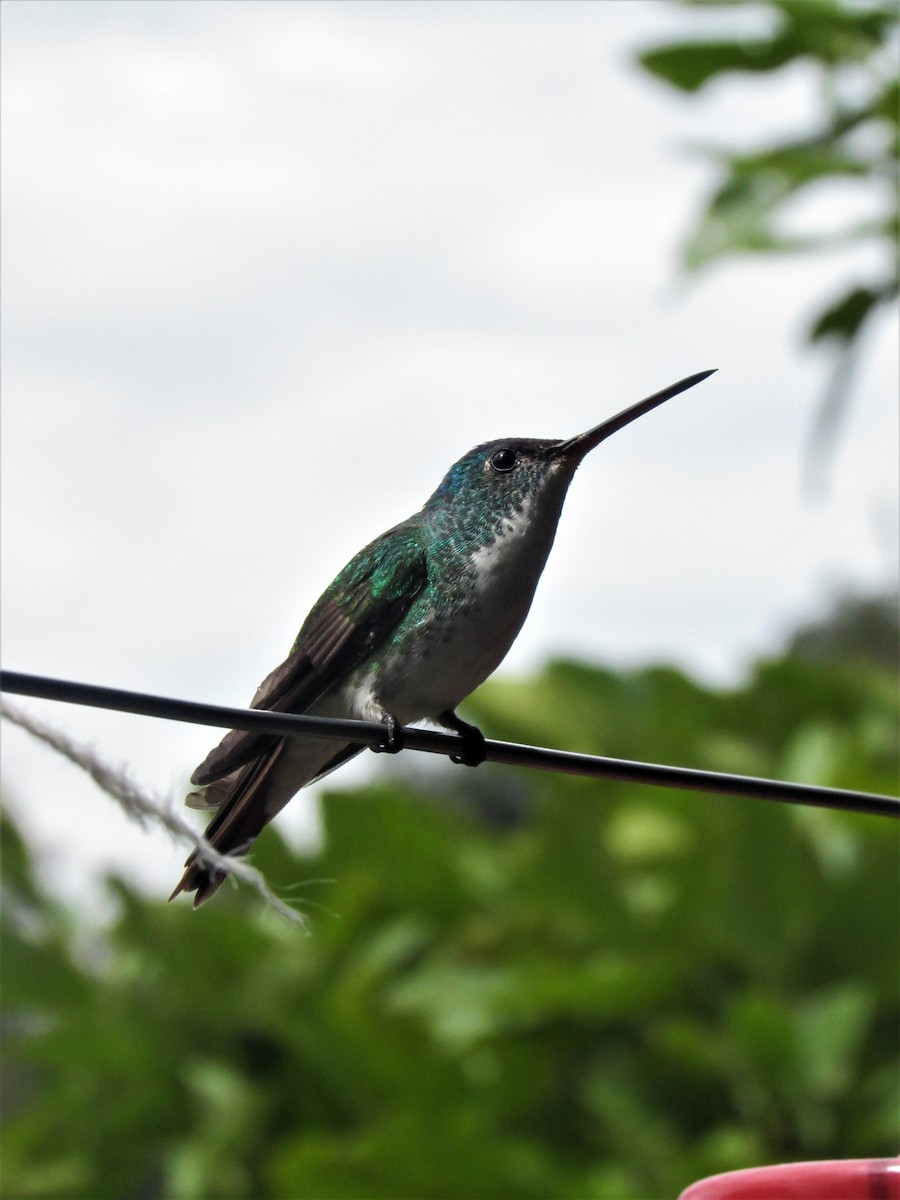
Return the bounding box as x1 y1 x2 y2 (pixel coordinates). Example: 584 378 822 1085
2 669 898 819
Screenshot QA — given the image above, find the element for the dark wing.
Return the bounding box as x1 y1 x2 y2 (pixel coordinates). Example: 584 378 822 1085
190 520 428 787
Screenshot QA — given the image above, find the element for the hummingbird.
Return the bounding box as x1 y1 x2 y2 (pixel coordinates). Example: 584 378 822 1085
170 369 715 907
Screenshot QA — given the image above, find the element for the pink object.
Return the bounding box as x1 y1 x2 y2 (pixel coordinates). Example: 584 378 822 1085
679 1158 900 1200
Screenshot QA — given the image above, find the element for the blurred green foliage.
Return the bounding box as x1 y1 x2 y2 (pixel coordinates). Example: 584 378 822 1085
2 602 898 1199
638 0 899 477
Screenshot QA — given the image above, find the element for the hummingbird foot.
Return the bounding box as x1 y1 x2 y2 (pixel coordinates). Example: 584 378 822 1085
438 709 487 767
372 712 405 755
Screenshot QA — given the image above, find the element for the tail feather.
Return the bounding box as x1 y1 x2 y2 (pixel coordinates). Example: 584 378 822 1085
170 734 365 909
169 741 288 908
184 776 233 811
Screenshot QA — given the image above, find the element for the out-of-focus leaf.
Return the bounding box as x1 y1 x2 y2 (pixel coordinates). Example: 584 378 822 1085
727 991 795 1091
684 139 888 270
582 1060 681 1198
809 284 892 344
639 37 796 93
269 1111 568 1200
640 0 894 92
386 951 682 1049
774 0 896 65
794 983 874 1100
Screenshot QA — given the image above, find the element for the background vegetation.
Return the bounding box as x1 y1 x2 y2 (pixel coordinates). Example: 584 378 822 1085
2 596 898 1200
639 0 898 479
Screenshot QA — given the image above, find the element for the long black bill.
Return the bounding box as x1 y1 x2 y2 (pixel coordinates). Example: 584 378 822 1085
551 368 716 461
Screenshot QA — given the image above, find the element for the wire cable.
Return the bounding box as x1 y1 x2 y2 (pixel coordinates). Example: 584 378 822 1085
2 669 897 819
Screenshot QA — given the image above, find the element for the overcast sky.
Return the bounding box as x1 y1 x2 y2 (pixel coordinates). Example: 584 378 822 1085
2 0 897 908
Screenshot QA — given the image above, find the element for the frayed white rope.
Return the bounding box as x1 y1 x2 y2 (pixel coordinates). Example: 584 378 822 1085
0 699 306 928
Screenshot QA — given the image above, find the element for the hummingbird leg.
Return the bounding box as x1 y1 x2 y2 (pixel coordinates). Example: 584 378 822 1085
438 709 487 768
371 712 405 755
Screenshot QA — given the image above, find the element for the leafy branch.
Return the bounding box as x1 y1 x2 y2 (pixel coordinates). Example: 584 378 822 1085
638 0 899 485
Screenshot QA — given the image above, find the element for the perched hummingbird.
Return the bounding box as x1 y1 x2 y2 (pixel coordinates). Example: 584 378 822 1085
171 369 715 906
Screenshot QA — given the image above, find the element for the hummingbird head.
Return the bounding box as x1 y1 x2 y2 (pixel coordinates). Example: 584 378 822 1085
424 369 716 543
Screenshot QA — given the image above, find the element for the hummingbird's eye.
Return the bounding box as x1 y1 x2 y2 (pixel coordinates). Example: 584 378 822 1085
489 448 518 473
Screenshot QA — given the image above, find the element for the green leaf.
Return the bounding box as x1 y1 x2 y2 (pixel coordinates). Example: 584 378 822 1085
775 0 896 65
794 983 874 1100
808 284 892 344
639 36 797 93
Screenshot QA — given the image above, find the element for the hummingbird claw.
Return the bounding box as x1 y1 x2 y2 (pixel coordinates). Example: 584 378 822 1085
372 714 405 755
438 709 487 768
